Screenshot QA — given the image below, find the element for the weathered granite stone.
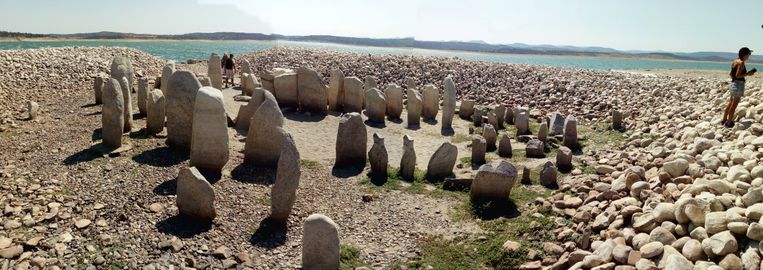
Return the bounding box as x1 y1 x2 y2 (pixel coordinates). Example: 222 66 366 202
166 71 202 150
422 84 439 121
499 133 512 157
365 88 386 123
208 53 223 89
385 84 403 120
235 87 267 131
297 67 328 115
274 71 298 108
343 77 364 113
563 115 578 148
368 133 388 179
190 87 229 171
137 77 149 115
93 76 104 105
459 100 475 119
426 142 458 180
118 77 133 132
472 135 487 165
335 113 367 167
406 88 422 127
244 91 284 167
471 161 517 200
270 129 300 223
441 77 457 129
328 69 345 111
161 61 175 93
146 89 165 134
302 214 340 270
400 135 416 181
101 78 124 148
176 167 216 221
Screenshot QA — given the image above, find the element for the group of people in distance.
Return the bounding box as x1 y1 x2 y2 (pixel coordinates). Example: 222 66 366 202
221 53 236 88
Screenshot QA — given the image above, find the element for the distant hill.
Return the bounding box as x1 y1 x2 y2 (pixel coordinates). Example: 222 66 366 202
4 30 759 63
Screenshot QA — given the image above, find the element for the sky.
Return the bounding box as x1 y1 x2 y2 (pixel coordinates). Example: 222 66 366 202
1 0 762 53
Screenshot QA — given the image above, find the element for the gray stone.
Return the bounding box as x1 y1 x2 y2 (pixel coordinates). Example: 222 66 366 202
526 139 545 158
190 87 229 171
302 214 340 270
681 239 704 262
549 112 565 135
146 89 165 135
385 84 403 120
482 124 497 150
494 105 506 128
101 78 124 148
441 77 457 129
297 67 328 114
161 61 175 93
365 88 386 123
459 100 475 119
118 77 133 132
335 113 367 167
235 87 267 131
539 161 557 187
664 254 693 270
93 76 104 105
274 71 298 108
701 230 737 257
343 77 364 113
613 110 623 130
556 146 573 171
176 167 216 221
328 69 344 111
538 122 549 142
471 135 487 165
498 133 512 157
426 142 458 180
242 73 262 96
208 53 223 89
563 115 578 148
422 84 439 121
640 242 664 258
166 71 202 150
244 91 284 167
400 135 416 181
471 161 517 200
663 159 689 178
110 56 134 92
26 101 38 120
270 130 300 223
368 133 388 178
406 88 422 127
137 77 149 115
515 112 530 136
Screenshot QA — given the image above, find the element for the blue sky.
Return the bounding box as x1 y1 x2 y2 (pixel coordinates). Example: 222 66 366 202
1 0 761 53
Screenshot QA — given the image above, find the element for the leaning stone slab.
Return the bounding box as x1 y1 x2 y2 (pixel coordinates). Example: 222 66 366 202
166 71 202 150
426 142 458 181
335 113 367 167
441 77 457 129
302 214 340 270
422 84 439 121
406 89 422 127
235 87 267 131
208 53 223 89
343 77 364 113
274 71 299 108
190 87 229 171
176 167 216 221
242 73 262 96
297 67 329 115
146 89 166 135
400 135 416 180
385 84 403 120
328 69 345 111
244 91 284 167
365 88 387 123
270 129 300 223
101 78 124 148
470 161 517 200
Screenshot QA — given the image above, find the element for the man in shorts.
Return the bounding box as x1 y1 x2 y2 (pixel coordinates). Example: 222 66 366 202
224 54 236 88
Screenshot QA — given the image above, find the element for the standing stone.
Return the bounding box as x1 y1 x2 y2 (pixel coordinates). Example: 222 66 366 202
505 107 515 125
118 77 133 132
384 84 403 120
137 77 149 116
482 124 497 151
235 87 267 131
426 142 458 181
472 135 487 165
101 78 124 148
274 71 298 108
166 71 202 150
176 167 216 221
556 147 573 171
93 76 104 105
146 89 165 134
549 112 566 135
208 53 223 89
459 100 475 119
368 133 388 179
26 101 39 120
242 73 262 96
190 87 229 171
244 92 284 167
499 134 512 157
328 69 345 111
343 77 364 113
406 89 422 127
365 88 386 123
442 77 457 129
161 61 175 93
259 70 275 94
563 115 578 148
526 139 545 158
539 161 557 187
494 105 506 127
473 107 484 126
470 161 517 200
335 113 367 167
110 56 134 92
270 129 300 223
363 76 377 108
400 135 416 181
297 67 329 115
405 77 417 90
198 76 211 87
422 84 439 121
515 112 530 136
487 112 499 129
613 110 623 130
538 122 549 142
240 60 252 90
302 214 340 270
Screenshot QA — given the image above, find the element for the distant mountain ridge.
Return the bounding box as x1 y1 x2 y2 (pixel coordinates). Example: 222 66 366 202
1 30 760 63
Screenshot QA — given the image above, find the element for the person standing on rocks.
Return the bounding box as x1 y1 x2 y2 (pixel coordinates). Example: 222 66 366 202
723 47 756 128
224 54 236 88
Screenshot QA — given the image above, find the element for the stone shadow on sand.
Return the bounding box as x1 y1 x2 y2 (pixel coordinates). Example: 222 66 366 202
132 146 187 167
249 217 287 249
441 128 455 136
91 128 103 141
364 120 386 128
230 163 276 185
81 103 99 108
470 198 521 220
83 111 101 117
405 123 421 131
156 215 212 238
284 111 327 123
331 165 365 178
153 177 177 195
63 144 103 165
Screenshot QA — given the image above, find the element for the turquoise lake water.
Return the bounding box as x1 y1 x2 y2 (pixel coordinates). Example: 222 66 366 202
0 40 730 71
